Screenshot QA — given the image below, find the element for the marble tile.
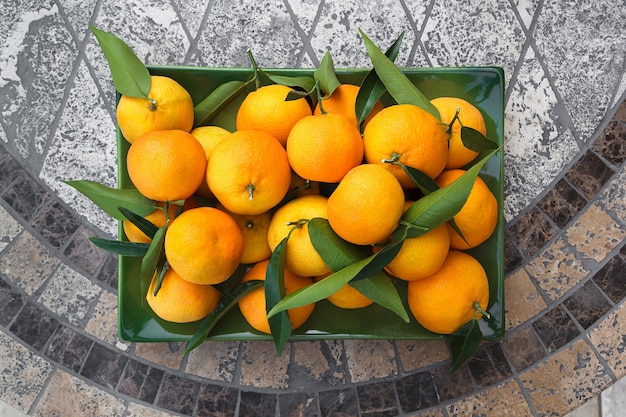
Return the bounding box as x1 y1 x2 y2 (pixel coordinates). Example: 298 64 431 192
44 324 93 372
63 225 107 274
394 372 438 414
125 402 178 417
170 0 209 39
185 339 239 382
563 280 612 329
501 326 547 371
503 46 577 221
38 263 101 326
33 370 126 417
504 268 547 329
592 255 626 304
31 200 82 249
512 0 539 29
0 230 59 295
277 391 318 417
80 342 129 390
537 178 587 229
616 101 626 123
196 384 239 417
596 164 626 226
588 301 626 378
0 205 22 252
519 339 613 416
84 290 126 348
290 340 345 385
96 253 118 291
0 1 78 160
533 0 626 141
318 387 358 417
134 342 185 369
593 119 626 167
504 234 524 274
156 373 200 415
601 369 626 417
344 339 397 382
357 380 399 417
466 343 513 389
238 340 291 388
422 0 524 86
0 158 23 191
566 203 626 262
429 362 475 402
565 396 600 417
532 305 580 352
117 358 164 403
525 237 589 301
0 332 54 414
39 58 118 237
285 0 322 36
238 390 278 417
311 0 416 68
0 277 24 326
197 0 302 68
0 172 51 222
56 0 98 41
508 207 557 258
565 151 615 200
446 379 533 417
9 301 59 351
395 339 449 372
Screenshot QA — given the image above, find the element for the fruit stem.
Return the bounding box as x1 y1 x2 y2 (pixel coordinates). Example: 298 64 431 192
472 301 491 320
445 106 462 134
246 184 255 201
286 219 309 228
147 98 158 111
381 152 401 164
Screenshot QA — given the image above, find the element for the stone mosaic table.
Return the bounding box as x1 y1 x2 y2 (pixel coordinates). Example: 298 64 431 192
1 1 625 416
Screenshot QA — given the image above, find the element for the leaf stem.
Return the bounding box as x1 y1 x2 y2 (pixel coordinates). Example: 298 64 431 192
315 80 327 114
246 49 261 90
381 152 402 164
445 106 462 134
472 301 491 320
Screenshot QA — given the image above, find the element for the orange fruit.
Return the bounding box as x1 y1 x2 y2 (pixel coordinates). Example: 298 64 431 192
362 104 448 188
267 195 331 277
238 259 315 334
286 112 364 183
123 203 179 243
146 268 221 323
164 207 244 285
218 205 273 265
190 125 231 198
206 130 292 215
117 75 194 144
431 97 487 169
236 84 312 146
407 250 489 334
327 164 404 245
314 273 373 309
378 223 450 281
126 129 207 202
435 169 498 250
289 172 321 198
313 84 384 128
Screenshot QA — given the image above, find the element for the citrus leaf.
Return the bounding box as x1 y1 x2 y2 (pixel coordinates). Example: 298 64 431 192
152 260 169 297
265 73 316 93
89 237 149 257
402 148 499 229
399 164 439 195
89 25 150 98
351 240 403 282
265 236 292 355
308 217 368 270
183 280 263 355
460 126 499 153
450 318 483 372
118 206 158 239
355 30 405 129
139 226 166 305
193 79 253 128
350 274 409 322
64 180 155 220
314 51 341 96
359 29 440 120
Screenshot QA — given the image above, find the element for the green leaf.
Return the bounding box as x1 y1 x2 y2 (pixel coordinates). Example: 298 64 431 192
350 274 409 322
183 280 263 355
152 260 169 296
118 206 158 239
89 25 150 98
140 226 166 304
450 318 483 372
355 30 405 129
265 236 292 355
460 126 499 153
65 180 155 221
402 149 499 229
89 237 149 257
350 240 402 282
265 73 316 93
308 218 368 270
193 79 253 128
399 164 439 195
314 51 341 96
359 29 440 120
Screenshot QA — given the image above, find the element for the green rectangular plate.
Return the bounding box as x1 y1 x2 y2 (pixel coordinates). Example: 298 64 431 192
117 65 505 342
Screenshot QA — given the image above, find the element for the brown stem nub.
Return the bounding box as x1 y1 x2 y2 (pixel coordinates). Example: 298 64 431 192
246 184 255 201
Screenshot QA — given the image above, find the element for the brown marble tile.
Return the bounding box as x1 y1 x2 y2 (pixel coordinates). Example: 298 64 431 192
357 380 399 417
97 254 118 291
84 290 124 347
537 178 587 228
588 300 626 379
592 254 626 303
396 339 449 372
117 359 164 403
239 341 290 388
156 373 200 416
134 342 185 369
277 391 318 417
501 326 547 371
394 371 438 414
80 342 128 390
344 339 397 382
0 158 23 190
45 325 93 372
563 280 612 328
31 200 81 248
63 225 107 274
532 305 580 352
504 234 524 274
238 391 277 417
508 207 557 257
593 118 626 166
466 343 512 389
565 150 615 199
616 101 626 122
430 362 475 402
597 164 626 225
186 339 239 383
197 384 239 417
0 276 24 326
9 302 59 351
0 173 50 221
290 340 345 385
446 379 533 416
504 268 547 329
318 387 358 417
566 203 626 262
525 237 589 301
519 338 613 416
